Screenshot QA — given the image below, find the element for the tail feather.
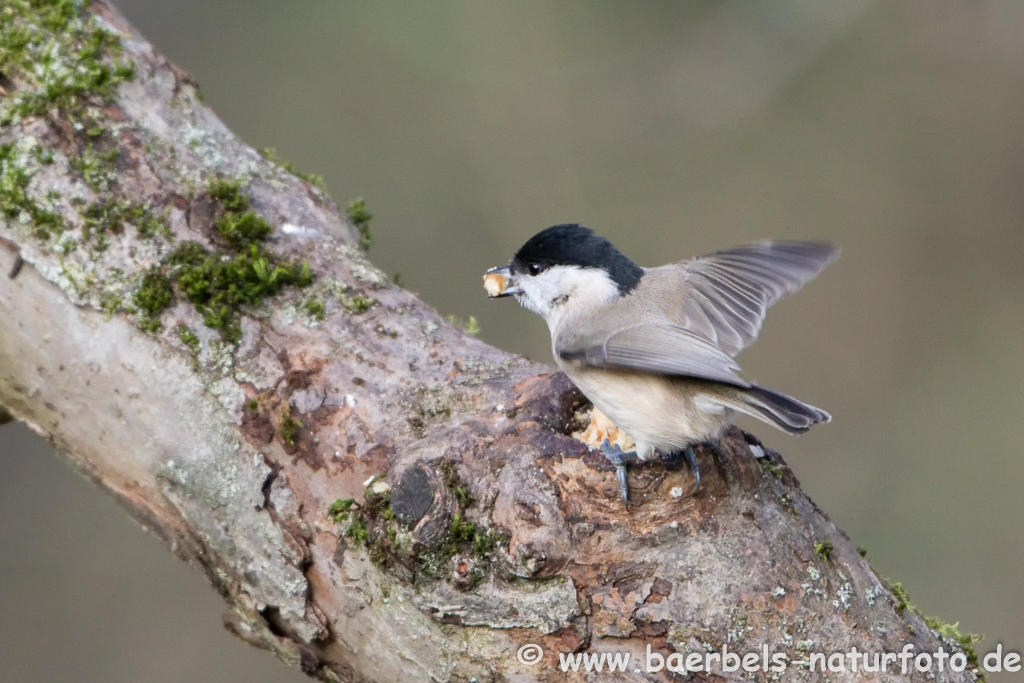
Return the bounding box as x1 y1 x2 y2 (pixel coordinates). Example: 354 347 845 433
732 385 831 434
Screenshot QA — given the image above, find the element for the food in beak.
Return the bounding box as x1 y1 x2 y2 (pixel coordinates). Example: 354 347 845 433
483 269 509 297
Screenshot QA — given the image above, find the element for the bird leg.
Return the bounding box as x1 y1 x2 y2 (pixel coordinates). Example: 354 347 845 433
683 446 701 494
603 438 723 501
699 437 725 467
687 438 725 495
600 439 637 502
659 439 722 496
662 446 702 494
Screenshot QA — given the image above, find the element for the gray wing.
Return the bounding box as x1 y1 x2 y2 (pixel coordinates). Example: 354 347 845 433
557 322 750 388
666 241 840 357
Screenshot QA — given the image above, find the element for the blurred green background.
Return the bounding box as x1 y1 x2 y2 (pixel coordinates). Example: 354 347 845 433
2 0 1023 680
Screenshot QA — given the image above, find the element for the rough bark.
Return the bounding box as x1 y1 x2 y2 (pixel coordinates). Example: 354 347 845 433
0 3 978 682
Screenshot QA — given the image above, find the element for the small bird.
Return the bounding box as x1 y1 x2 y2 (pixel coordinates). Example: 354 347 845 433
484 225 838 502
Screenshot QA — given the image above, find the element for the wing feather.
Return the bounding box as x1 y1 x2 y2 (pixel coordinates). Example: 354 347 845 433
673 241 839 356
558 323 749 387
554 241 838 383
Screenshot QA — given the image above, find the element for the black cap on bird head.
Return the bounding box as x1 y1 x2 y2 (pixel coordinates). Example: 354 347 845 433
511 224 644 294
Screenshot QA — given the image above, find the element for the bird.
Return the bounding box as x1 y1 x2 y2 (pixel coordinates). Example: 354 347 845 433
483 224 838 502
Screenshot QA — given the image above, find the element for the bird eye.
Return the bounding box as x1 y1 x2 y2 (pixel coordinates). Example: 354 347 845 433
528 263 543 276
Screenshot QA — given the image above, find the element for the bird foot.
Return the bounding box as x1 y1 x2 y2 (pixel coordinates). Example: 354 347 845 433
600 439 637 503
660 438 723 496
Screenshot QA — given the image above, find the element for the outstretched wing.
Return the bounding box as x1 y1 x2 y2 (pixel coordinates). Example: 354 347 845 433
558 322 750 388
660 241 840 357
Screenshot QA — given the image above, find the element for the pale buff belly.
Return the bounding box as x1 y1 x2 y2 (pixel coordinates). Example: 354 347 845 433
564 366 734 460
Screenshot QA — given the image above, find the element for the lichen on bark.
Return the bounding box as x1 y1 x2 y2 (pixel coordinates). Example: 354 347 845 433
0 3 982 682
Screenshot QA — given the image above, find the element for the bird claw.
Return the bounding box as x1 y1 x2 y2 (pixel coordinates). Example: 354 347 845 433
683 445 701 494
685 438 725 495
661 440 717 496
599 439 720 502
600 440 637 502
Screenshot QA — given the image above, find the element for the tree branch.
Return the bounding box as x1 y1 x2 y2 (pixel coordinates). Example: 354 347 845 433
0 2 978 681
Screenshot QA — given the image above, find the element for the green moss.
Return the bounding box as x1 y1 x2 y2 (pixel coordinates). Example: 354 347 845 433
58 255 83 296
0 0 135 124
281 413 302 447
882 579 982 669
474 526 505 556
0 0 165 253
0 10 312 337
304 296 325 320
346 517 369 546
166 240 206 266
365 482 395 523
132 267 172 331
81 197 169 247
206 177 249 213
216 210 272 249
814 542 834 563
134 267 172 315
339 291 376 315
137 211 170 239
420 509 508 582
168 241 313 341
346 197 372 251
85 121 105 139
205 177 277 249
99 291 122 316
176 324 200 354
450 511 475 543
446 314 480 336
924 618 982 667
0 146 32 217
328 498 356 524
760 459 785 480
327 466 508 583
332 493 380 553
0 142 66 240
69 145 117 191
137 317 162 334
442 461 475 509
412 462 510 580
0 0 135 247
777 491 798 515
889 581 911 616
258 148 325 189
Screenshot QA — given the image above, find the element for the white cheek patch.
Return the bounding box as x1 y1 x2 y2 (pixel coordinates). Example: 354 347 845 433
556 266 621 308
514 265 622 326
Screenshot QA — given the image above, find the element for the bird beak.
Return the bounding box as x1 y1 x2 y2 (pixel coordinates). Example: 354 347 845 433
483 265 520 298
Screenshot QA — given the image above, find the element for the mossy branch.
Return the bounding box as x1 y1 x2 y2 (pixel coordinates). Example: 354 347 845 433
0 3 982 683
